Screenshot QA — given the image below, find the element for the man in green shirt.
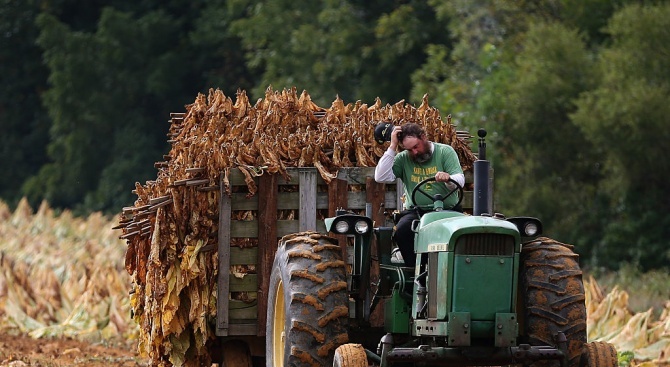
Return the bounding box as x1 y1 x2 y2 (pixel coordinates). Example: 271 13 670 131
374 122 464 266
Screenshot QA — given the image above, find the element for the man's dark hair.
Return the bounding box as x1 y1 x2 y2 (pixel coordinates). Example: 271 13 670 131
399 123 426 141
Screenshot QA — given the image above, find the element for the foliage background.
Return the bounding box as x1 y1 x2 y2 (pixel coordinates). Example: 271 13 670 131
2 0 669 271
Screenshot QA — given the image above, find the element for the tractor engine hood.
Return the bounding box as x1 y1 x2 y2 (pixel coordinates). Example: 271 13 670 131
416 214 522 254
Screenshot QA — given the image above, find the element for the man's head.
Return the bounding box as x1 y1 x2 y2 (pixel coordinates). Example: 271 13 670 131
399 123 432 163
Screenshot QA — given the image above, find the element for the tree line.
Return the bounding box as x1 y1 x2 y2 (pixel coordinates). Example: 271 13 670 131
2 0 669 270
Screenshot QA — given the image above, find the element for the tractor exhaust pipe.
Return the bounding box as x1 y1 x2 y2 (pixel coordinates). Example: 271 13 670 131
473 129 491 216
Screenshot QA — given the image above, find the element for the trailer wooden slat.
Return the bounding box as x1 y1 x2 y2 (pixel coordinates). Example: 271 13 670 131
229 301 257 320
230 274 258 292
227 220 328 238
230 247 257 265
298 169 317 231
227 323 256 336
366 177 387 327
216 175 232 336
256 173 277 336
328 178 350 264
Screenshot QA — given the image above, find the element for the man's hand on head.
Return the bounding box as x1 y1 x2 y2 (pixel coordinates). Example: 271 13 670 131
390 126 402 150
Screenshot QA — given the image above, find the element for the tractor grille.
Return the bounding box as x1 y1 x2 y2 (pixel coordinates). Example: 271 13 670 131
455 234 515 256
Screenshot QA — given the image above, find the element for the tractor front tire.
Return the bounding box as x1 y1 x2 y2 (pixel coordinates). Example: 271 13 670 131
266 231 349 366
580 341 618 367
520 237 587 367
333 344 368 367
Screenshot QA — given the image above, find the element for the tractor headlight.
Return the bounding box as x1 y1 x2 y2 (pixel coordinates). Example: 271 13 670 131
334 220 350 234
354 220 369 234
524 222 538 237
327 214 373 236
507 216 543 238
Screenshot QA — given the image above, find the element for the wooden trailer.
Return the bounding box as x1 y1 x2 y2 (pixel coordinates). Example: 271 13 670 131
119 93 484 366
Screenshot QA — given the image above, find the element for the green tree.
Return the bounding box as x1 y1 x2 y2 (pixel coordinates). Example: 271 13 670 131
358 1 450 104
22 1 253 213
412 0 596 127
412 0 638 129
0 1 50 207
571 3 670 269
27 10 156 209
189 0 255 92
26 8 194 211
492 22 603 253
560 0 631 45
230 0 447 105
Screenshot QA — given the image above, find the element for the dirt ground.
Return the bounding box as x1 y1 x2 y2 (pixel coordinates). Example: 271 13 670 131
0 332 149 367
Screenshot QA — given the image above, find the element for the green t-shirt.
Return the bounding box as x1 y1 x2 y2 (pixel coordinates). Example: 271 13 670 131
393 142 463 210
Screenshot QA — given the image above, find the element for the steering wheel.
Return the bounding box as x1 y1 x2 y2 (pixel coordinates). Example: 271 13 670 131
410 176 464 210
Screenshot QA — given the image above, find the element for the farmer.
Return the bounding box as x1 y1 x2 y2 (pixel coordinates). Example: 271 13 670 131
374 122 464 266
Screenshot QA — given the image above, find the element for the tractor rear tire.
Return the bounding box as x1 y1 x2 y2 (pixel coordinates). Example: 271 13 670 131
266 231 349 366
520 237 587 367
333 344 368 367
580 341 618 367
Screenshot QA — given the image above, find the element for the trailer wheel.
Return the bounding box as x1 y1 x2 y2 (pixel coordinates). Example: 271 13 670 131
333 344 368 367
580 341 618 367
520 237 587 367
266 231 349 366
220 340 252 367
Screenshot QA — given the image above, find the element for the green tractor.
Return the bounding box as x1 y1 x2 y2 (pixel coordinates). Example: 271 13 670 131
266 130 617 367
